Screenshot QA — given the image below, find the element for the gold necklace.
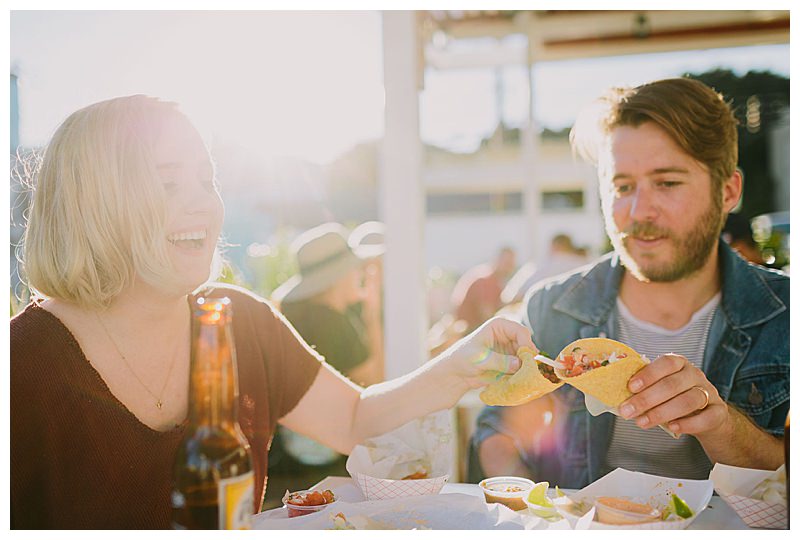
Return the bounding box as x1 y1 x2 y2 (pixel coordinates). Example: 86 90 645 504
95 313 180 410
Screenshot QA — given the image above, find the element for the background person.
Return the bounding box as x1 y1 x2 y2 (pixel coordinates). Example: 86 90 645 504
273 222 384 387
501 233 590 305
10 95 537 528
471 78 788 487
721 212 766 265
265 221 385 504
451 246 517 333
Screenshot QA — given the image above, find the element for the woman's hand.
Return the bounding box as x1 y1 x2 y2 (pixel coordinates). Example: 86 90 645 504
436 316 537 392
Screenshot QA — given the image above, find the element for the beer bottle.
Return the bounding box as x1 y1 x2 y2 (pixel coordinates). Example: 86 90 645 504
171 296 254 529
785 409 789 528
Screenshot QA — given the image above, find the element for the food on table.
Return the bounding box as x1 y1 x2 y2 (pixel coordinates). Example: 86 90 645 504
748 465 787 506
479 346 564 406
401 470 429 480
331 512 356 530
283 489 336 517
553 338 648 407
594 496 661 525
479 476 535 511
665 493 695 519
525 481 562 520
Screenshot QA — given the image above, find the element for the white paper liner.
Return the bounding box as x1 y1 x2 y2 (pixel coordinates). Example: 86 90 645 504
345 411 453 500
557 468 713 530
709 463 787 529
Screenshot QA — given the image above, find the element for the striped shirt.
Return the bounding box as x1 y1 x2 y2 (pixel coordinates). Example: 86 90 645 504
602 293 721 479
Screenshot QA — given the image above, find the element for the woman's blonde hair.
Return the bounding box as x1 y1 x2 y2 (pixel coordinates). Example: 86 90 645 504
22 95 213 309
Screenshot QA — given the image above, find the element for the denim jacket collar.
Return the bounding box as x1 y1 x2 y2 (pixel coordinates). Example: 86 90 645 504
716 241 787 329
551 241 786 329
551 251 622 327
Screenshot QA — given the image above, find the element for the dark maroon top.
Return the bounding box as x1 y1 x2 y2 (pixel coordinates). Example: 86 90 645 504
11 284 322 529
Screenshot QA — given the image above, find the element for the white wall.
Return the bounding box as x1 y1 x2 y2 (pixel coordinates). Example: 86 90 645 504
425 209 606 275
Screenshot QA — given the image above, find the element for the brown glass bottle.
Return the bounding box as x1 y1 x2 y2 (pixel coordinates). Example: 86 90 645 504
171 296 254 529
785 410 789 529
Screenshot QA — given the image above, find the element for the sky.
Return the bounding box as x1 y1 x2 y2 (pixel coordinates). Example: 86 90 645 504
10 11 790 164
10 11 385 164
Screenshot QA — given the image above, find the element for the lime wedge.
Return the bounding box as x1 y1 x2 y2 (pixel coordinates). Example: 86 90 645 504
668 493 694 519
527 481 553 508
554 486 566 498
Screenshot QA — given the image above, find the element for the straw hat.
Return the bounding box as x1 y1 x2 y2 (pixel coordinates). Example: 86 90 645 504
349 220 386 259
272 223 373 304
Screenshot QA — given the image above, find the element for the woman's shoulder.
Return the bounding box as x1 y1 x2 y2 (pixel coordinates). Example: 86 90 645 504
11 302 83 378
11 302 69 348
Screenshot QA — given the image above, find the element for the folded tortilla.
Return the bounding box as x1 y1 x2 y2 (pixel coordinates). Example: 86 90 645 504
479 346 564 406
554 338 648 407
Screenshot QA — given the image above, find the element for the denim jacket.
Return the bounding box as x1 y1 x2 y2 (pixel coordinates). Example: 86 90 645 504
471 241 789 488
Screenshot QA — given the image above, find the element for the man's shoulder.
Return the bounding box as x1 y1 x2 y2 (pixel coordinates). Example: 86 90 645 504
524 255 613 308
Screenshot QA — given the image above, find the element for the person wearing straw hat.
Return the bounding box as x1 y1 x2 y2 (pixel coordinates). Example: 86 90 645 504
268 223 385 493
273 222 384 386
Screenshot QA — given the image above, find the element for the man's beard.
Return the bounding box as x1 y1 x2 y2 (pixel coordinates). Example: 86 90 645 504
609 197 724 283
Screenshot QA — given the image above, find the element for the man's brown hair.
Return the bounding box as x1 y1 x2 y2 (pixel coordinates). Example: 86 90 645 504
571 77 738 193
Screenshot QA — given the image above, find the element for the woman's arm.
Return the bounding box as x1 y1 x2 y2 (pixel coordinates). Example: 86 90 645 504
279 317 535 454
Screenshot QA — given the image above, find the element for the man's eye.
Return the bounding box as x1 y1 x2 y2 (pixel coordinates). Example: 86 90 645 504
658 181 680 188
614 184 632 194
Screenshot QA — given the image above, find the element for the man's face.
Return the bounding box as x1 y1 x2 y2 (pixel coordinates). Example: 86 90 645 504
599 122 725 283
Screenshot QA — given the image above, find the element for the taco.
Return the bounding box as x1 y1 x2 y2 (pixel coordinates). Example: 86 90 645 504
554 338 648 407
480 346 564 406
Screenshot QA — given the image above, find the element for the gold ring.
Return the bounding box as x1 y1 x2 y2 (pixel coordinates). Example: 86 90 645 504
694 386 710 410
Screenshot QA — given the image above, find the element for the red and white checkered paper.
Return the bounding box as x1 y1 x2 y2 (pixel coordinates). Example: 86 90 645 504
351 471 449 501
718 494 787 529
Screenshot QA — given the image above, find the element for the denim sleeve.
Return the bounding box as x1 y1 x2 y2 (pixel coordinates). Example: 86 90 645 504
472 405 507 445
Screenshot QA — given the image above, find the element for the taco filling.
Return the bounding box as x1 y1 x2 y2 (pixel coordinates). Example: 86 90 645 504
558 346 627 377
537 362 561 384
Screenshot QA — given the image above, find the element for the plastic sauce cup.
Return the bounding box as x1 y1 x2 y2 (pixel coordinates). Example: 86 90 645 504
479 476 535 511
284 490 333 518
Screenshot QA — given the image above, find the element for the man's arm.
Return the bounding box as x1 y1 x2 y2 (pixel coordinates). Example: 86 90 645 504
479 433 531 478
473 406 531 478
620 354 784 469
694 404 784 469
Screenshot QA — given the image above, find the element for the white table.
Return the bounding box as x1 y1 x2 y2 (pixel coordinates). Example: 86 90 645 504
258 476 751 529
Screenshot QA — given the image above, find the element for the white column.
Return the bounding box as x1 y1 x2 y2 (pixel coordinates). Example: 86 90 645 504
520 12 543 262
380 11 427 378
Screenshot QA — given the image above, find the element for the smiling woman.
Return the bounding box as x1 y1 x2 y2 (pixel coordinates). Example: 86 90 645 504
10 94 539 529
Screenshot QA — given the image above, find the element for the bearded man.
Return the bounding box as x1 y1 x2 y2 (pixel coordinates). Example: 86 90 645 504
470 78 789 487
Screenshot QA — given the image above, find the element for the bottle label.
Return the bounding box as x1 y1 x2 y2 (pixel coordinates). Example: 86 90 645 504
218 471 254 529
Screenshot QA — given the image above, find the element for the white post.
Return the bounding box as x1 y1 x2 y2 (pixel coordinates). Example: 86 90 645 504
520 12 543 262
380 11 427 378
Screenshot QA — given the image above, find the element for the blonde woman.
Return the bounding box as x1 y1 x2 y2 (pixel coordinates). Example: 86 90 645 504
10 96 535 529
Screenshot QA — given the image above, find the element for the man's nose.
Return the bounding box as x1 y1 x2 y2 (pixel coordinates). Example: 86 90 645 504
629 185 658 222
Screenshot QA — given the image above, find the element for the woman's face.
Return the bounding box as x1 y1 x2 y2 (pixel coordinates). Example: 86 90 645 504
154 114 224 293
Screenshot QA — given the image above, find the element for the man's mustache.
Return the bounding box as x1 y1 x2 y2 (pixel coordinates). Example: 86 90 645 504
619 222 671 239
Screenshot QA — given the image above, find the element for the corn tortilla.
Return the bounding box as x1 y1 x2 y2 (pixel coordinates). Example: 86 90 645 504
480 346 564 406
555 338 648 407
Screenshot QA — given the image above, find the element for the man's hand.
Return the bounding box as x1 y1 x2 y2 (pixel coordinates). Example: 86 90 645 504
619 354 730 437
